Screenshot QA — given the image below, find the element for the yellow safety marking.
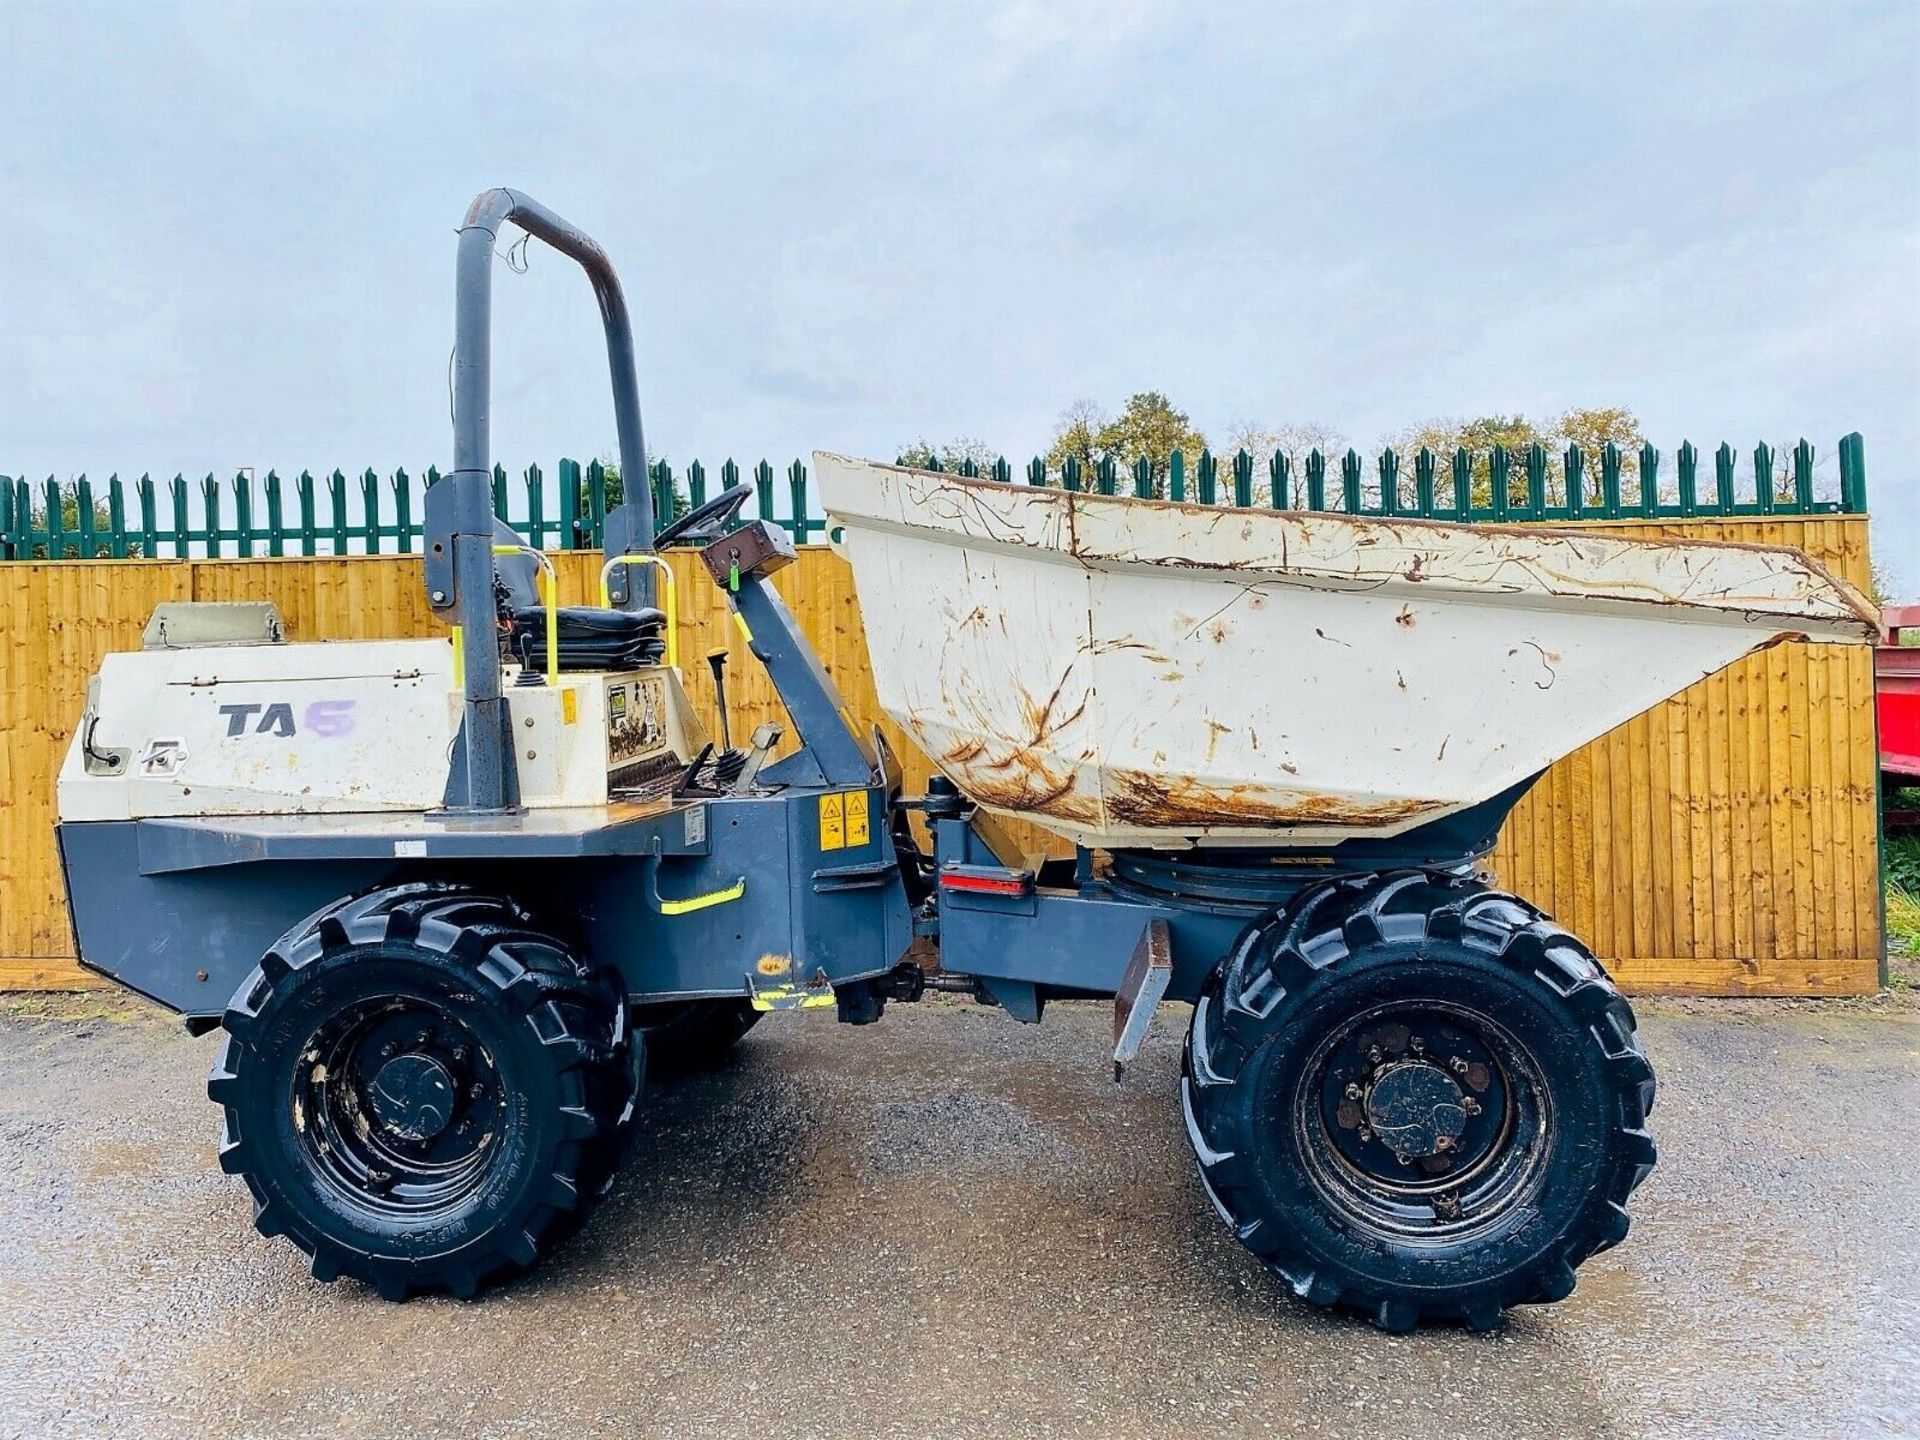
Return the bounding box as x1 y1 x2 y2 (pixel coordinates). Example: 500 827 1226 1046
818 792 846 851
658 878 745 916
732 611 754 645
599 554 678 670
450 626 464 689
845 789 870 847
560 688 578 725
749 982 839 1013
756 955 791 976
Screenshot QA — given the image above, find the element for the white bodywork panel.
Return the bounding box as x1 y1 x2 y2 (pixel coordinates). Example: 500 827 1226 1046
58 638 707 822
816 453 1879 850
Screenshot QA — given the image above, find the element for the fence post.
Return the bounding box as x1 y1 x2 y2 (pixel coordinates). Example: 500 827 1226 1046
686 458 707 509
1638 444 1660 515
1168 449 1185 502
1677 442 1697 517
1752 442 1775 516
559 458 581 549
136 475 156 556
76 476 98 557
1792 439 1815 512
1340 450 1361 513
390 469 410 554
524 464 544 551
1305 449 1325 511
586 459 608 548
200 474 220 559
1601 442 1623 516
1233 450 1254 508
1565 444 1584 519
754 460 774 526
1413 447 1434 516
105 476 127 558
1489 448 1510 521
1062 457 1083 493
1524 442 1547 516
1271 451 1291 510
1713 443 1736 514
1132 456 1153 499
788 459 809 539
1378 448 1399 516
233 472 253 556
1838 432 1866 512
168 474 189 558
1028 456 1047 488
265 472 285 556
325 469 346 554
1095 456 1117 495
360 468 380 554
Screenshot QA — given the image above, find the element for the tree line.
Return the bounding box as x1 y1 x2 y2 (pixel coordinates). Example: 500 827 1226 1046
900 395 1654 506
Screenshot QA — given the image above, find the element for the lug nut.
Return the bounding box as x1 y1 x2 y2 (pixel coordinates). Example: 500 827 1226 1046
1461 1097 1481 1116
1344 1083 1363 1101
1434 1135 1453 1152
1449 1055 1470 1074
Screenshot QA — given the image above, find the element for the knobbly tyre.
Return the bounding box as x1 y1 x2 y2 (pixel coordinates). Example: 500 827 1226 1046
55 189 1879 1329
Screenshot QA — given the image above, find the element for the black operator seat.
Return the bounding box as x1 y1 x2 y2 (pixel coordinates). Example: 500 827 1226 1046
491 518 666 672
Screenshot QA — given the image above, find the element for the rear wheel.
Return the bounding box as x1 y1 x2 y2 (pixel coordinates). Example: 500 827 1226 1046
208 885 639 1300
631 998 760 1074
1182 870 1655 1332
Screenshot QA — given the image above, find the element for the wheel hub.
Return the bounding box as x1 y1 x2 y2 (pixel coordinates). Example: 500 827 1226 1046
1364 1060 1467 1159
368 1052 457 1143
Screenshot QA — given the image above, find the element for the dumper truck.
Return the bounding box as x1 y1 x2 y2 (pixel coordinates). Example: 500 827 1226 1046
54 189 1880 1330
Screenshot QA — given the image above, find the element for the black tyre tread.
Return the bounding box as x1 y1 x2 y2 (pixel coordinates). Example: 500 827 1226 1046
210 883 639 1300
1182 869 1656 1333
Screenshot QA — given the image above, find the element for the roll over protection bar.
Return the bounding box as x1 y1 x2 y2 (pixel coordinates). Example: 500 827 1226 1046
429 187 654 813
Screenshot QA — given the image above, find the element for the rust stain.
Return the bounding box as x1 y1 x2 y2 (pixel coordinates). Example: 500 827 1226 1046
1103 768 1441 829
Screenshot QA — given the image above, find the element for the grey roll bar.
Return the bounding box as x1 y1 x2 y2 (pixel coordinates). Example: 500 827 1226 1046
428 187 654 813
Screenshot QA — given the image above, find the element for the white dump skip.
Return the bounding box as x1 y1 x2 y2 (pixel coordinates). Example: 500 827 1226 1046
817 453 1878 850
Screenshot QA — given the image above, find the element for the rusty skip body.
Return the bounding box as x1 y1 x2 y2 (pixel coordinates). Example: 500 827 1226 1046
816 454 1877 851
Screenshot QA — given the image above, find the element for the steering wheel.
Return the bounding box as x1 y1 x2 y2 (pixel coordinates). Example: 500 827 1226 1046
653 482 754 549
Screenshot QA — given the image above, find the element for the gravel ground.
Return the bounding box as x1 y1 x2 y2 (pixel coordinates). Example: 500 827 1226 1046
0 989 1914 1440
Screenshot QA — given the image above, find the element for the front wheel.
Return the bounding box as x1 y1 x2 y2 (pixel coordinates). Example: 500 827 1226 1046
209 886 639 1300
1182 871 1656 1332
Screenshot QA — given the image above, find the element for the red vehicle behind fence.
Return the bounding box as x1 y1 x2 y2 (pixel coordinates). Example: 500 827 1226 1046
1880 604 1920 830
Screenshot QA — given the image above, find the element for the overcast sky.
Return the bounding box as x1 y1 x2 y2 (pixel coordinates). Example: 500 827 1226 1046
3 1 1915 593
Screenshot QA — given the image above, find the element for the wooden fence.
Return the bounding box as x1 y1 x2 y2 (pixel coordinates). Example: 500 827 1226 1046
0 516 1882 996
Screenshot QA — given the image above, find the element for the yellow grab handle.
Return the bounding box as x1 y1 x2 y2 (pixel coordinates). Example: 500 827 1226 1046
600 554 677 670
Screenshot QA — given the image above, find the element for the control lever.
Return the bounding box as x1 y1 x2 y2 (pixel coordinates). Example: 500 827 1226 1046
732 722 783 792
706 646 733 752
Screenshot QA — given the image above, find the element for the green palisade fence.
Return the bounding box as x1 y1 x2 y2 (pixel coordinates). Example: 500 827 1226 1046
0 435 1870 560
